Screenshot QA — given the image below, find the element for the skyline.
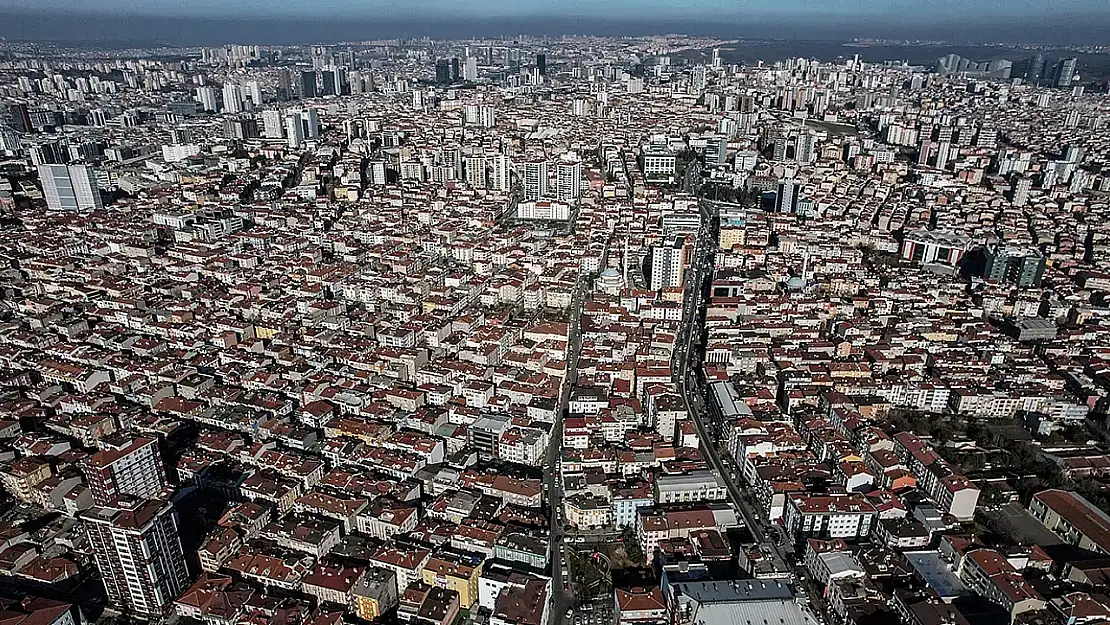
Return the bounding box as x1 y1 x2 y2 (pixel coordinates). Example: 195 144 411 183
3 0 1110 20
2 7 1110 47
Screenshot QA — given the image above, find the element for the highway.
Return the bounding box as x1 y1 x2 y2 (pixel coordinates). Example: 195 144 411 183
546 276 588 625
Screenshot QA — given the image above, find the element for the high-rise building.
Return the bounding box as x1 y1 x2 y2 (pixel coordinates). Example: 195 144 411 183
7 103 32 133
244 80 264 107
301 108 320 139
332 67 347 95
465 156 487 189
82 498 190 618
691 65 708 92
463 57 478 82
796 133 817 164
935 141 952 169
348 70 364 95
38 163 102 211
262 109 284 139
277 70 293 100
285 113 304 149
917 140 934 167
536 54 546 76
196 86 218 112
983 244 1046 288
522 160 548 200
221 82 243 114
450 58 461 82
648 236 689 291
776 177 798 213
1055 58 1077 88
435 59 451 84
79 435 167 506
772 137 788 162
712 48 722 68
300 71 318 98
492 155 512 192
556 158 582 201
1025 53 1045 84
322 70 337 96
1011 176 1032 207
222 116 259 140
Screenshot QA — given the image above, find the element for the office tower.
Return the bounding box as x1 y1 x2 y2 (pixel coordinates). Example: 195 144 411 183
245 80 263 107
79 436 167 506
983 244 1046 288
435 59 451 84
322 70 337 96
712 48 722 68
222 82 243 114
1056 58 1077 88
196 86 218 112
465 156 487 188
449 57 461 83
300 71 318 98
1025 53 1045 84
648 236 688 291
1012 176 1032 207
8 103 33 133
523 160 548 200
492 155 512 192
83 498 189 618
301 108 320 139
556 158 582 201
464 57 478 82
536 54 546 76
262 109 284 139
285 113 304 148
38 163 102 211
776 177 798 213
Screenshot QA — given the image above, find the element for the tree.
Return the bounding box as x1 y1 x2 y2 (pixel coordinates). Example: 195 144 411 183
621 525 645 565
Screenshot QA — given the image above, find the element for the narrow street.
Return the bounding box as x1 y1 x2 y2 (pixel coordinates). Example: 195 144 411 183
547 276 588 625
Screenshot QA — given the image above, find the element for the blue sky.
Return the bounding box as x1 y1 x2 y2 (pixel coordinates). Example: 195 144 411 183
2 0 1107 19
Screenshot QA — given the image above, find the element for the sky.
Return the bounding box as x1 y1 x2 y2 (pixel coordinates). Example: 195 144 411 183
2 0 1108 20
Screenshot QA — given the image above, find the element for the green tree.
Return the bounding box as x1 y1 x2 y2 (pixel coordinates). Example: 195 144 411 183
622 525 645 565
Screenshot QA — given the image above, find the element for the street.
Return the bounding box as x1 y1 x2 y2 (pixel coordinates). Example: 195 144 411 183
546 276 588 625
674 199 793 566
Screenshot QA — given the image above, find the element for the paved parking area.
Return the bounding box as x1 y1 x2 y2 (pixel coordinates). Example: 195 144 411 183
980 502 1063 546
